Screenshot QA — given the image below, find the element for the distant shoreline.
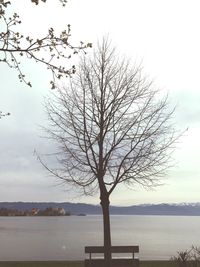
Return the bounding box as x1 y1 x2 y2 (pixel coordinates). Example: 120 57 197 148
1 213 200 217
0 214 86 217
1 202 200 216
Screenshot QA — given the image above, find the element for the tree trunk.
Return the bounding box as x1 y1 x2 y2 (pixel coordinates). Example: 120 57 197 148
100 195 112 267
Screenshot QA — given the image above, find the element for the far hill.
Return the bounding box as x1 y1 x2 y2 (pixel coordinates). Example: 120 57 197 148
1 202 200 216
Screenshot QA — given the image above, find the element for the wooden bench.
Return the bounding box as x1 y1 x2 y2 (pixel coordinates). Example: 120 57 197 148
85 246 139 267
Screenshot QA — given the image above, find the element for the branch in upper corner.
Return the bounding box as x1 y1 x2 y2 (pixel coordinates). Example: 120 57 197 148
0 0 92 88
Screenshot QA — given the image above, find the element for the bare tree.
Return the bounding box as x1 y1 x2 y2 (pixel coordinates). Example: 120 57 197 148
42 39 179 267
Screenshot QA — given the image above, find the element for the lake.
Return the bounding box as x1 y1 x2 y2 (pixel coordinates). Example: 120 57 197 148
0 215 199 261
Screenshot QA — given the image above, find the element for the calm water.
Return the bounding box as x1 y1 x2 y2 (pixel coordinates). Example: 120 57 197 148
0 215 200 261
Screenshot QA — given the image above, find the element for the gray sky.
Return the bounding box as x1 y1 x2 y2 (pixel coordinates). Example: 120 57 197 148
0 0 200 205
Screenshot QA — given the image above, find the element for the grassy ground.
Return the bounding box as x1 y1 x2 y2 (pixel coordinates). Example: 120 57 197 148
0 261 178 267
141 261 177 267
0 262 82 267
0 263 76 267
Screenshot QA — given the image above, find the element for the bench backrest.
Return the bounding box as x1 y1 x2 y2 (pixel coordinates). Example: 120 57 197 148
85 246 139 254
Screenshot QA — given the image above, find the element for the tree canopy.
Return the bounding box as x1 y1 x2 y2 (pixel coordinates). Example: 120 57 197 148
43 40 177 194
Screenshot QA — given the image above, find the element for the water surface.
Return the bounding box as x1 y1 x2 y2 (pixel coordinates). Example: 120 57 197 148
0 215 199 261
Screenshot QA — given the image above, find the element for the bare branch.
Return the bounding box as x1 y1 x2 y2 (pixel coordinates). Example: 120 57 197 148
0 110 10 118
0 0 92 88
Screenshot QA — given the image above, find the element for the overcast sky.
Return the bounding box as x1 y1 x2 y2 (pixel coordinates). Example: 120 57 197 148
0 0 200 205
